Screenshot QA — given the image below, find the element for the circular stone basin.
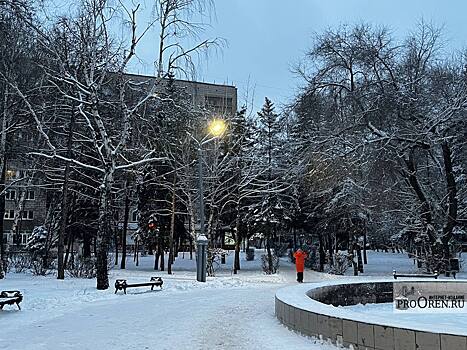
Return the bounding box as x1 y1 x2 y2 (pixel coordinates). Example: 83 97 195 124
275 278 467 349
340 302 467 336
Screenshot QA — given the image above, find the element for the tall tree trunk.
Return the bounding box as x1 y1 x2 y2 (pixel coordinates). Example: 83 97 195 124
318 233 325 272
441 141 458 269
96 171 113 290
266 237 274 273
114 227 119 265
134 238 139 266
189 237 193 260
57 107 75 280
405 151 436 244
348 226 358 276
441 142 457 245
363 226 368 264
168 176 176 274
154 246 160 270
160 243 165 271
64 232 73 268
356 244 364 273
120 178 130 269
327 234 334 266
83 233 91 258
233 213 241 274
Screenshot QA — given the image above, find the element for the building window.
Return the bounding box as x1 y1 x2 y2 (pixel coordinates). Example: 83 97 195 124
205 95 233 114
25 191 35 200
5 190 16 200
131 210 138 222
21 211 34 220
5 170 16 180
5 169 26 180
4 209 15 220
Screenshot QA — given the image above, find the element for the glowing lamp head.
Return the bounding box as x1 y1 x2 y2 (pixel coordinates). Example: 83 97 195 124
208 118 227 137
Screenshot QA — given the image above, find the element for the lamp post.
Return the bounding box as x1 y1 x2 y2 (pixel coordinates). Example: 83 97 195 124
195 118 226 282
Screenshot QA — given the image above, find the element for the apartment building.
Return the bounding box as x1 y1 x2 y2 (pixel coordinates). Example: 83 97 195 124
2 76 238 250
2 161 47 249
125 73 238 116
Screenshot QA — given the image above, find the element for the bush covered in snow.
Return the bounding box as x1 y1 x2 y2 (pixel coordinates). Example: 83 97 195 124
261 252 279 274
67 256 97 279
326 252 349 275
26 226 48 256
27 226 54 275
8 253 32 273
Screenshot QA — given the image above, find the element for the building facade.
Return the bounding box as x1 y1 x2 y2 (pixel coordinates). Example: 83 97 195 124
2 160 48 249
125 73 238 116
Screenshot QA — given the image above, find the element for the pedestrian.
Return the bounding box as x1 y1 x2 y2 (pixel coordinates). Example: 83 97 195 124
293 248 307 283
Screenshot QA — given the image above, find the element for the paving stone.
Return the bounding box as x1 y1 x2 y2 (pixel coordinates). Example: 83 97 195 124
329 317 343 342
343 319 358 346
317 314 330 340
394 328 416 350
358 322 375 348
415 331 440 350
374 325 394 350
440 334 466 350
307 312 318 337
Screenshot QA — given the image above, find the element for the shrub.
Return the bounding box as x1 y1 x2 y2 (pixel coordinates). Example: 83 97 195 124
326 252 349 275
261 252 279 274
31 257 54 276
8 253 32 273
67 256 97 279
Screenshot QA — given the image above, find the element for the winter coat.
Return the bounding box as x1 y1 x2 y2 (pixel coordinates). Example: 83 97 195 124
293 250 308 272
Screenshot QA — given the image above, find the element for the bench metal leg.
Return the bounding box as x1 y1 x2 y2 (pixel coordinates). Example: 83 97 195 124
16 303 21 311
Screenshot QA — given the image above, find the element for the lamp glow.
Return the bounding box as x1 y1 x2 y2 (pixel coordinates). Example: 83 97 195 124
208 119 227 137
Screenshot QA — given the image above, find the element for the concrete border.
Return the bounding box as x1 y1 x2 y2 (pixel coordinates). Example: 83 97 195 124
275 279 467 350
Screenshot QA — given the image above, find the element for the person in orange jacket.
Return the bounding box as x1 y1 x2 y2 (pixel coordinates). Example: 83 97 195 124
293 248 308 283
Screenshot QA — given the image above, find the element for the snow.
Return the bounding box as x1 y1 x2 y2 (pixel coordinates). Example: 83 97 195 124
0 250 337 350
3 250 466 349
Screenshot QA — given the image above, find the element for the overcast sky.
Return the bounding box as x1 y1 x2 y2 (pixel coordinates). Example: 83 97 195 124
125 0 467 113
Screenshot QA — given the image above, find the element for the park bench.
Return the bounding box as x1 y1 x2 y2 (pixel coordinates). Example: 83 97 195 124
114 277 163 294
393 270 439 280
0 290 23 310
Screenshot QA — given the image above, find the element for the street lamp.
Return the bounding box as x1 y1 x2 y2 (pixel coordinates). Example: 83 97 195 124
195 118 227 282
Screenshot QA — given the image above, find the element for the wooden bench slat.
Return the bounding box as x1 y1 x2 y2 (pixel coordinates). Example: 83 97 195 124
114 278 163 294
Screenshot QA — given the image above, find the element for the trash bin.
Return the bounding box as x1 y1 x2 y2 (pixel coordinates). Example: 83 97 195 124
246 248 255 261
450 258 460 272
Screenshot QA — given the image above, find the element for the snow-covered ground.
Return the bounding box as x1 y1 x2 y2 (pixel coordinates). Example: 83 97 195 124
1 250 465 349
0 250 336 350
